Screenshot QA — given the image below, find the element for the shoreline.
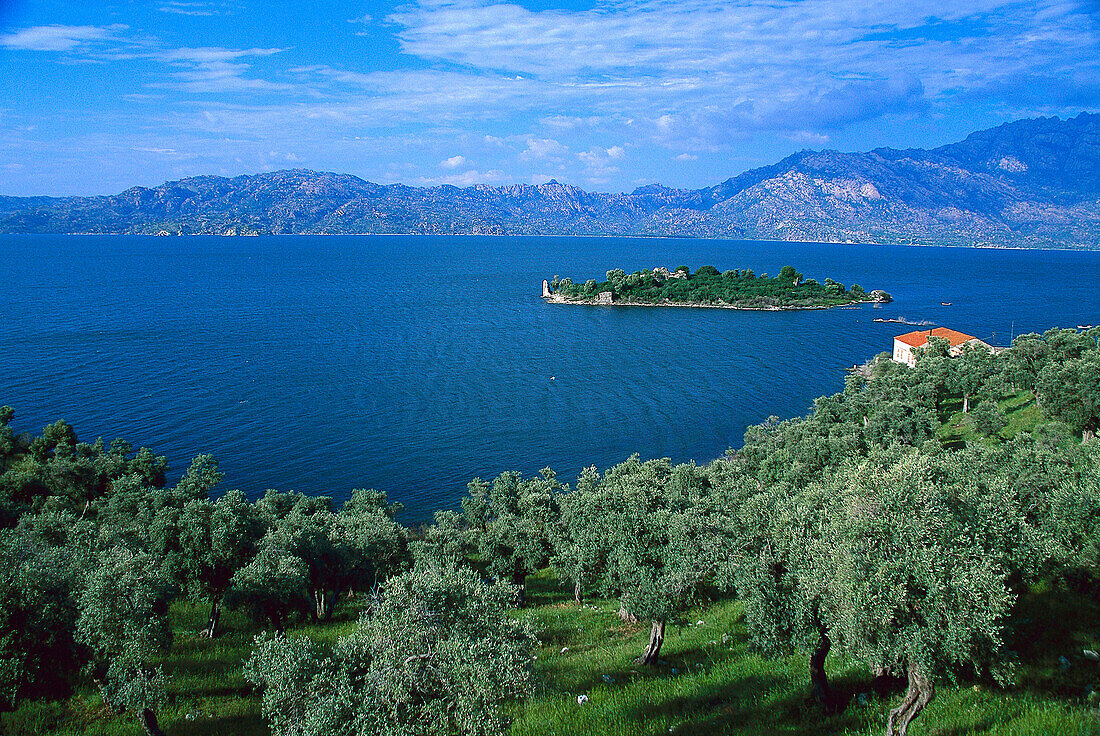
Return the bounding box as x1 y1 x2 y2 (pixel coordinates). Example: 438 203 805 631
541 294 878 311
1 232 1095 251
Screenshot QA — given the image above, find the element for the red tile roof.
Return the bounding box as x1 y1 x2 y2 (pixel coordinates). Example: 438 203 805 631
894 327 977 348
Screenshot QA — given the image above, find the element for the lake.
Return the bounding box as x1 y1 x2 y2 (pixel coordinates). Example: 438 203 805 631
2 235 1098 522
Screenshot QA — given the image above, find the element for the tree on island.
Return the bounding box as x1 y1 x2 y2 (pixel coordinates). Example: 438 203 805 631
779 265 803 285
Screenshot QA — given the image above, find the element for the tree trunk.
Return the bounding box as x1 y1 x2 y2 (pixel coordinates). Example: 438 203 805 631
512 567 527 607
872 665 901 696
271 610 285 636
963 393 970 413
313 589 326 620
324 587 340 620
574 580 583 605
636 619 665 665
886 663 934 736
139 707 166 736
618 602 638 623
809 632 832 712
204 597 221 639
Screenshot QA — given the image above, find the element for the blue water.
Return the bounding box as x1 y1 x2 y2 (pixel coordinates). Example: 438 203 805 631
2 235 1098 522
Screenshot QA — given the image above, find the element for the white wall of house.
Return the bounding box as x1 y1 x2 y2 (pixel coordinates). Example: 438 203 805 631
893 339 917 367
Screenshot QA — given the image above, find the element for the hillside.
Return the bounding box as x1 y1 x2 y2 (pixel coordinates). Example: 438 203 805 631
2 113 1099 247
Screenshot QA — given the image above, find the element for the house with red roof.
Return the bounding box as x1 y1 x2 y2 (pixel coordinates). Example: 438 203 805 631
892 327 992 367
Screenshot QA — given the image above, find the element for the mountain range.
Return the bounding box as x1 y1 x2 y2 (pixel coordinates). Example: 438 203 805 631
2 113 1099 247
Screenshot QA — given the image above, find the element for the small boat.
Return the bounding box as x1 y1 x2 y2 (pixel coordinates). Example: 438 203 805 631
1078 325 1095 330
941 302 952 306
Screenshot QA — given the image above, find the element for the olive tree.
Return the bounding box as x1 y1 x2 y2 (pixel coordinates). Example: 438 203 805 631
580 456 733 664
551 465 605 603
462 469 561 606
177 489 265 637
822 453 1024 736
413 509 476 568
0 520 84 710
734 472 850 711
269 507 341 620
1037 350 1100 441
949 344 998 413
329 498 410 600
226 535 310 633
76 545 174 736
244 564 536 736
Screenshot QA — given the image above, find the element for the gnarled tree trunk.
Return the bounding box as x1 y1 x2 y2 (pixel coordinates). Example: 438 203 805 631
618 602 638 623
204 596 221 639
886 662 934 736
323 587 340 620
270 609 285 636
574 580 583 605
512 565 527 607
636 619 665 665
809 632 832 711
139 707 166 736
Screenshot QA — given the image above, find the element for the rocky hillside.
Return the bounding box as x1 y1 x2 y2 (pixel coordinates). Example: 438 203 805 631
2 113 1098 247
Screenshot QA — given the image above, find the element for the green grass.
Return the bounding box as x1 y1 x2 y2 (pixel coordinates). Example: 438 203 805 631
511 568 1100 736
938 391 1043 448
4 569 1099 735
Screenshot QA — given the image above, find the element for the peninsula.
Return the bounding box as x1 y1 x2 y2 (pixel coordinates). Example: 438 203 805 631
542 265 891 310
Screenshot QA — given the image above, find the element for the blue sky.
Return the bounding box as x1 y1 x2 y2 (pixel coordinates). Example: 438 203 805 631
1 0 1098 196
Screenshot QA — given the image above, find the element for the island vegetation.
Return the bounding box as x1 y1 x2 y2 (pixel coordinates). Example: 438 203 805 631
2 327 1099 736
544 264 890 309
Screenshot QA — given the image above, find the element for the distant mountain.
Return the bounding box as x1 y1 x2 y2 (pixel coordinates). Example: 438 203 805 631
3 113 1099 247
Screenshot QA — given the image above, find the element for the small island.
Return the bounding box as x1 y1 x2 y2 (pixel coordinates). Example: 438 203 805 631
542 265 891 310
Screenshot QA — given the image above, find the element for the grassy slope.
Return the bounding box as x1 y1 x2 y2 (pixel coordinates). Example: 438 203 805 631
8 566 1098 736
937 391 1043 448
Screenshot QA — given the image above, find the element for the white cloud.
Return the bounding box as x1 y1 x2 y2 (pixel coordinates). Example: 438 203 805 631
155 46 292 93
675 153 698 161
541 115 602 129
577 146 623 179
159 2 222 16
521 137 567 160
440 155 467 168
384 0 1100 142
0 24 126 52
417 168 508 186
787 130 831 146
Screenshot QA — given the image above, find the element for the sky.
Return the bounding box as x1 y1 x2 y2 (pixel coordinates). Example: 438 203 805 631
1 0 1098 197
